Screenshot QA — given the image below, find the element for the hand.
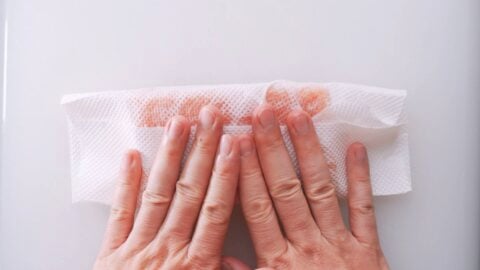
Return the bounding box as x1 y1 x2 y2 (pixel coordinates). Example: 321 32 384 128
94 106 244 270
235 105 389 270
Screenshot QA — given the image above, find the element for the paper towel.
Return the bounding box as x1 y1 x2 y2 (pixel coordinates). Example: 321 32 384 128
61 80 411 205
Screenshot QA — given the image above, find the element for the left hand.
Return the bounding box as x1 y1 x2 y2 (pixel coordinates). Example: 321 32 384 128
94 106 247 270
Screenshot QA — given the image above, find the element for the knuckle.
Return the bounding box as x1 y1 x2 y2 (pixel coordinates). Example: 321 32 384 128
269 178 303 201
156 228 185 246
296 242 321 257
175 180 204 203
241 166 264 180
118 176 136 190
305 181 337 203
322 226 351 245
110 206 133 223
187 253 215 269
350 200 375 216
213 164 235 181
354 176 372 183
259 255 291 269
141 189 171 208
357 236 381 251
244 197 274 225
201 200 230 226
289 216 312 232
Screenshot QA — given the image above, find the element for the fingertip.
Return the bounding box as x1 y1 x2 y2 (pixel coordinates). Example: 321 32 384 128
204 103 221 113
237 133 253 140
220 134 233 154
252 105 276 131
126 148 140 158
347 142 368 163
253 104 274 116
346 143 370 180
204 104 224 122
122 149 141 171
174 114 189 123
199 105 224 129
238 134 254 157
166 114 190 131
286 109 308 122
173 115 191 130
286 109 314 136
219 134 240 160
230 135 241 160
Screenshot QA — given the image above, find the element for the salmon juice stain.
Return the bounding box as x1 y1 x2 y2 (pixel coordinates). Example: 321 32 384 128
132 85 330 128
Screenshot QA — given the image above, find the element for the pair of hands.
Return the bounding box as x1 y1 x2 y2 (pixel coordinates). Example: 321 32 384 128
94 105 389 270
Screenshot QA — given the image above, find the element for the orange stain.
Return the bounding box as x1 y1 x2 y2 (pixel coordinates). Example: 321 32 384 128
138 97 174 127
213 100 233 125
266 85 330 122
178 96 212 124
298 87 329 116
265 88 293 123
239 115 253 125
133 85 329 127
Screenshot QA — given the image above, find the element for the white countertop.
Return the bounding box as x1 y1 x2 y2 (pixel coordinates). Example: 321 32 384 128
1 1 479 269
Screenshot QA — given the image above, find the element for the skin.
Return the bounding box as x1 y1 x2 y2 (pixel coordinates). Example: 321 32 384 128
94 105 389 270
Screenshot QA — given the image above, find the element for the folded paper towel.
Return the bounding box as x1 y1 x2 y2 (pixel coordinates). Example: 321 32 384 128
61 80 411 205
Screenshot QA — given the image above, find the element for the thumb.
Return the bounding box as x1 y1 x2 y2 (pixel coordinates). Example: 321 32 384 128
221 256 252 270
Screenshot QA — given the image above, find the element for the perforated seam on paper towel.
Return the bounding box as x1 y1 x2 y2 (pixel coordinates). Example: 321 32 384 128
62 80 412 205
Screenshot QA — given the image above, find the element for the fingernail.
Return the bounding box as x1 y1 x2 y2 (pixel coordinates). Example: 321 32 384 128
292 112 310 135
257 106 275 129
167 117 184 138
221 261 233 270
220 134 233 157
354 143 367 161
199 106 215 129
239 136 253 157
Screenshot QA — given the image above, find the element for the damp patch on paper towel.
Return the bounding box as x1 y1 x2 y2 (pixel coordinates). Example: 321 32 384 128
61 80 412 205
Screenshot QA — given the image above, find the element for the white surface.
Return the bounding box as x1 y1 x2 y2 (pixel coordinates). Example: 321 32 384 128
1 1 479 269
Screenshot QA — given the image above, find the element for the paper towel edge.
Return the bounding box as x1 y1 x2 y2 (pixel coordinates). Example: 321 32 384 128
59 80 408 105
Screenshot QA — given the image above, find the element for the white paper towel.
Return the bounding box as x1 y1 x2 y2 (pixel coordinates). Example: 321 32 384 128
61 81 411 205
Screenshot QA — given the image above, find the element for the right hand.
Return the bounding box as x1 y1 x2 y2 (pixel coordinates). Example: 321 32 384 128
227 105 389 270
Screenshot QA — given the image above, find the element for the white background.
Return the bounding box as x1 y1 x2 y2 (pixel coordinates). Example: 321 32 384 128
1 1 479 269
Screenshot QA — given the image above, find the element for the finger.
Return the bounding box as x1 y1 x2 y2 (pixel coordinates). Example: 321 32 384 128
221 256 252 270
286 110 347 240
346 143 379 245
159 105 223 239
189 135 239 257
101 150 142 252
252 105 319 243
237 134 286 260
128 116 190 245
